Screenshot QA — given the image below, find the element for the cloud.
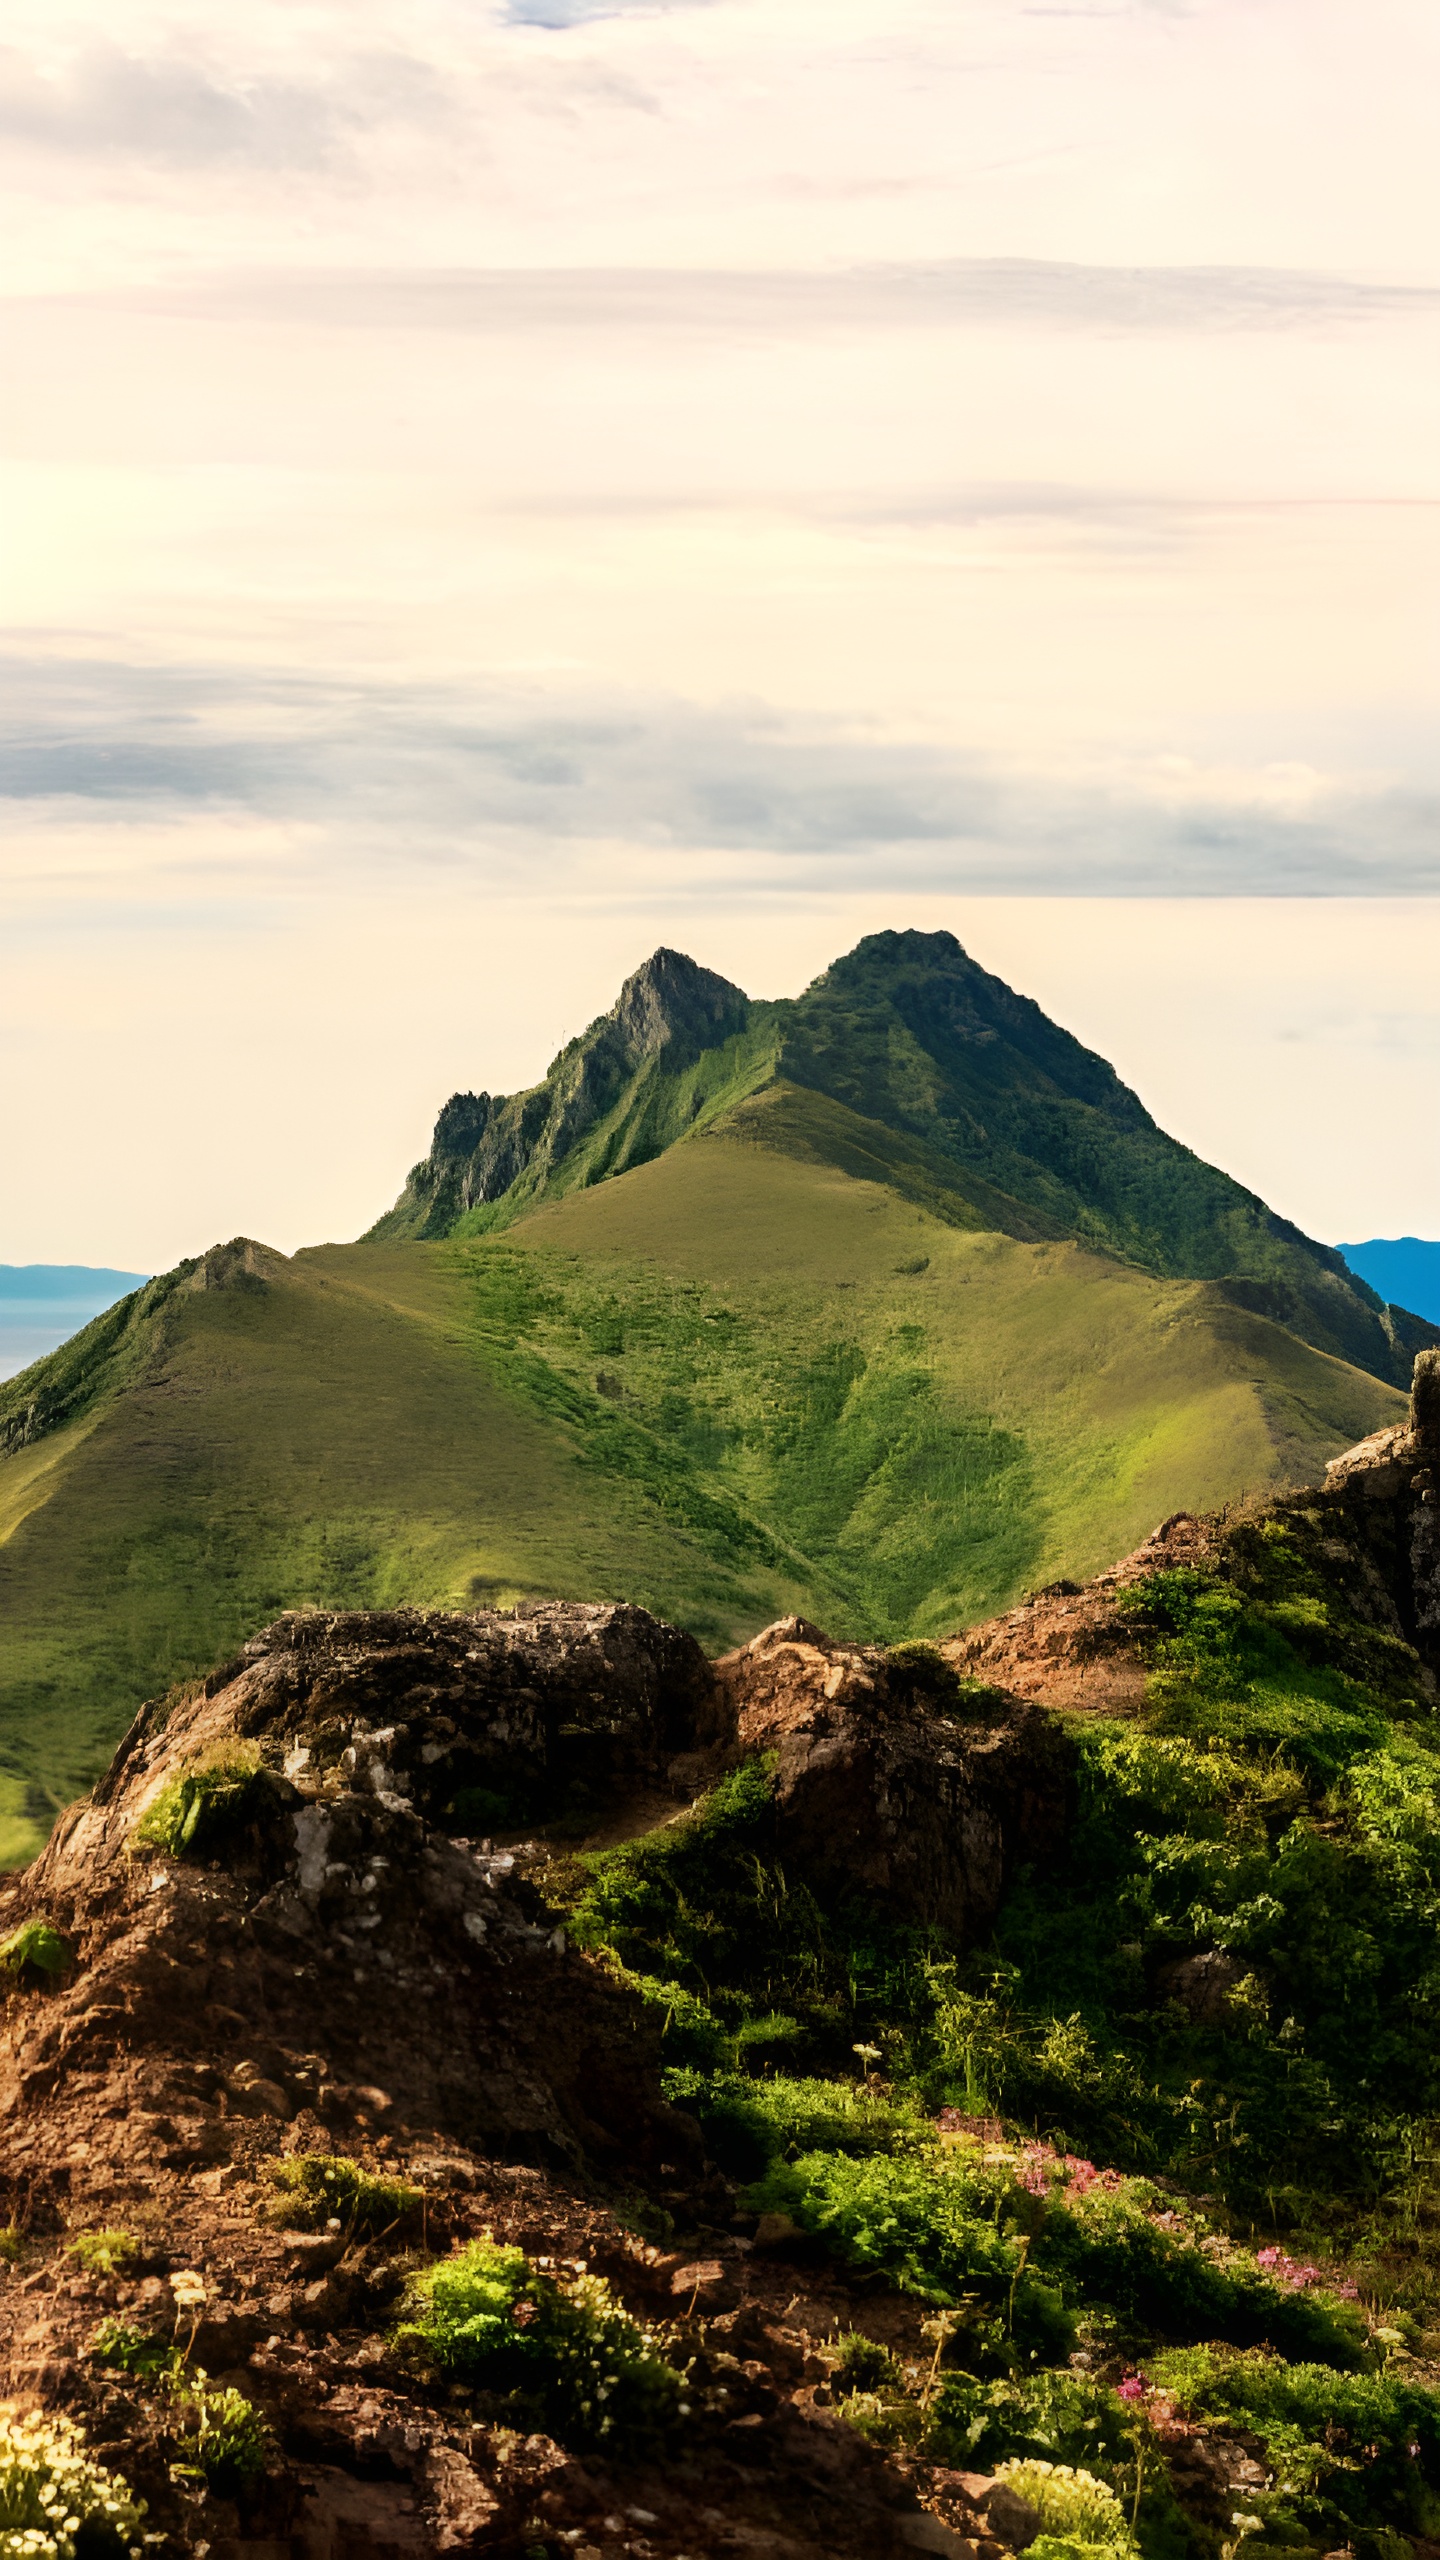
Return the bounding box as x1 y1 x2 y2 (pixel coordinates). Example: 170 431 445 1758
0 41 447 168
3 654 1437 898
504 0 710 23
88 254 1440 336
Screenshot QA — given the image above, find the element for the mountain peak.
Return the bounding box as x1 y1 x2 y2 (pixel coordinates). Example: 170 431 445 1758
372 947 755 1239
608 947 749 1067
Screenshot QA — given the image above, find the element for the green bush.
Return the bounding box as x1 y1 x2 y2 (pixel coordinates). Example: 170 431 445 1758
265 2152 421 2238
131 1751 263 1859
744 2149 1073 2361
1152 2347 1440 2533
1032 2191 1365 2365
0 1919 73 1980
565 1756 942 2075
665 2067 931 2177
90 2317 175 2380
831 2331 904 2396
933 2366 1136 2473
964 1665 1440 2208
393 2237 686 2456
0 2404 147 2557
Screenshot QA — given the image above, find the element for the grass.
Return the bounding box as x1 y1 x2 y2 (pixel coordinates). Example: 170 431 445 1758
492 1099 1400 1636
0 1094 1401 1852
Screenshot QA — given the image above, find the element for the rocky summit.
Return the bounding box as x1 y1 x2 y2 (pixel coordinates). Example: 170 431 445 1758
1 1361 1439 2556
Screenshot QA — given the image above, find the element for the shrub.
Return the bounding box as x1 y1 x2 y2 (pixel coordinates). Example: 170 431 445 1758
1032 2191 1365 2365
66 2229 138 2276
933 2367 1136 2473
832 2332 904 2396
0 2403 147 2557
89 2318 175 2381
744 2150 1073 2361
265 2153 421 2238
170 2376 268 2497
0 1921 73 1981
995 2459 1135 2554
565 1755 941 2075
131 1751 263 1860
1151 2347 1440 2532
394 2237 686 2456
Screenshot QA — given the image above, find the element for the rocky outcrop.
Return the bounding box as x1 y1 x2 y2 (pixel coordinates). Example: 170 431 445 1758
0 1591 1057 2559
715 1618 1072 1937
939 1513 1216 1714
378 948 752 1234
3 1601 725 2181
1325 1348 1440 1656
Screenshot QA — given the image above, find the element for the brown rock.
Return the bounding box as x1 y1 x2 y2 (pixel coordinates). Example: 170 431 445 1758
717 1620 1071 1938
418 2445 499 2550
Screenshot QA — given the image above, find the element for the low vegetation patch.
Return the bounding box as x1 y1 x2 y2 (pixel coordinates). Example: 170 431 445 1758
1150 2346 1440 2540
65 2229 138 2276
0 2404 147 2558
0 1919 73 1981
90 2317 175 2381
997 2457 1136 2558
265 2152 421 2238
130 1750 264 1859
169 2376 269 2498
393 2237 687 2457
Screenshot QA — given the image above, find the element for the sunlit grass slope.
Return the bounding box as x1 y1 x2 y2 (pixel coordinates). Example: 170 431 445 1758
475 1089 1402 1641
0 1088 1402 1858
0 1240 818 1859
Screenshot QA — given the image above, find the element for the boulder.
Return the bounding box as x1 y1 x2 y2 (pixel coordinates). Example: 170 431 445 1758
716 1620 1072 1938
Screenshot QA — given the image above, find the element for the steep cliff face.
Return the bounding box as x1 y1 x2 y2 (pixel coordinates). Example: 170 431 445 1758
372 949 757 1238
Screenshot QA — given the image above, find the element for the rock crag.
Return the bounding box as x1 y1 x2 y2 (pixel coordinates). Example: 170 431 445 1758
0 1597 1064 2558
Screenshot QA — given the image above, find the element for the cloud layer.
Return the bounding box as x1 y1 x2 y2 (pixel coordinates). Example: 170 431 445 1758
4 655 1434 897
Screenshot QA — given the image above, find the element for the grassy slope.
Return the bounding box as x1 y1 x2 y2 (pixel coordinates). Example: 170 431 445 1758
0 1241 813 1862
0 1096 1401 1858
493 1095 1400 1631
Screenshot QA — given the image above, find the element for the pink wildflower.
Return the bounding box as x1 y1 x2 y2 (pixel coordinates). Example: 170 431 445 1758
1116 2374 1148 2401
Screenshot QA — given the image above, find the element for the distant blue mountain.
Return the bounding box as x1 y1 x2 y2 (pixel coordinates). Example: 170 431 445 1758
1339 1239 1440 1326
0 1265 148 1302
0 1265 150 1384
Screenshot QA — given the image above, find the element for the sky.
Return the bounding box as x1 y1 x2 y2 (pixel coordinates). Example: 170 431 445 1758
3 0 1437 1271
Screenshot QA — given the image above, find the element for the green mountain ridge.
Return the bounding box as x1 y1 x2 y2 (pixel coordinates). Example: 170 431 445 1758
0 929 1424 1863
375 930 1434 1389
